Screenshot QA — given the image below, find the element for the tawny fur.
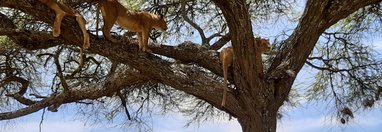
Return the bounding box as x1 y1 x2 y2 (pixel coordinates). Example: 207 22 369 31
96 0 168 52
220 38 271 107
39 0 90 73
39 0 90 49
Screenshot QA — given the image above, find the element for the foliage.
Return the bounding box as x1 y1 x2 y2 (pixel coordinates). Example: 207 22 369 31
0 0 382 131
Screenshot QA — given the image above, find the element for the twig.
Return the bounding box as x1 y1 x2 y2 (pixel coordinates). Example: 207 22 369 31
53 47 70 91
181 0 208 46
39 108 46 132
117 91 131 120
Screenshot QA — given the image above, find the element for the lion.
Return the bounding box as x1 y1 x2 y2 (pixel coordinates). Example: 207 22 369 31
39 0 90 49
220 38 271 107
96 0 168 52
39 0 90 73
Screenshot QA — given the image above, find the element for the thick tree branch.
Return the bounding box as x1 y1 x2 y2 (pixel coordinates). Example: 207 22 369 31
150 42 223 75
5 93 36 105
0 69 150 120
0 0 242 116
0 93 59 120
211 0 271 109
323 0 382 26
210 33 231 50
0 19 228 87
1 29 239 114
0 76 35 105
0 9 224 78
0 12 61 50
0 12 16 29
0 76 29 94
267 0 382 107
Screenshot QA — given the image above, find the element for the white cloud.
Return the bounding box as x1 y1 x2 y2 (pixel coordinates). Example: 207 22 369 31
277 111 382 132
278 116 329 132
353 113 382 127
373 43 382 50
151 113 241 132
3 120 88 132
371 38 382 50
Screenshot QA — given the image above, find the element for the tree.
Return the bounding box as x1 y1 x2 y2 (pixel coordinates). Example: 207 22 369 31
1 0 382 132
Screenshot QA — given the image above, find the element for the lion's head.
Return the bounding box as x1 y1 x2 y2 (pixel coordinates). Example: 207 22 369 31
255 38 271 54
154 15 168 32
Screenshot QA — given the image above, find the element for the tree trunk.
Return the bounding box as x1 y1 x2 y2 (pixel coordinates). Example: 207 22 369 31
239 117 277 132
238 107 278 132
211 1 279 132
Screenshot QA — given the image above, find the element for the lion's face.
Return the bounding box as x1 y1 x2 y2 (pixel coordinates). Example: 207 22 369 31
155 16 168 32
256 38 271 54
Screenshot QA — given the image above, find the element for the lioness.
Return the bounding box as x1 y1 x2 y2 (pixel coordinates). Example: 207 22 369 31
39 0 90 74
97 0 168 52
39 0 90 49
219 38 271 107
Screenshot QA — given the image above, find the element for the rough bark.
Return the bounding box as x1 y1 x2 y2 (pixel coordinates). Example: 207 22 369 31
211 0 279 131
212 0 382 132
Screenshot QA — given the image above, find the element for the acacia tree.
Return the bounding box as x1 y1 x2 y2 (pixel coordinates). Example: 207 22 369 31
1 0 382 132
